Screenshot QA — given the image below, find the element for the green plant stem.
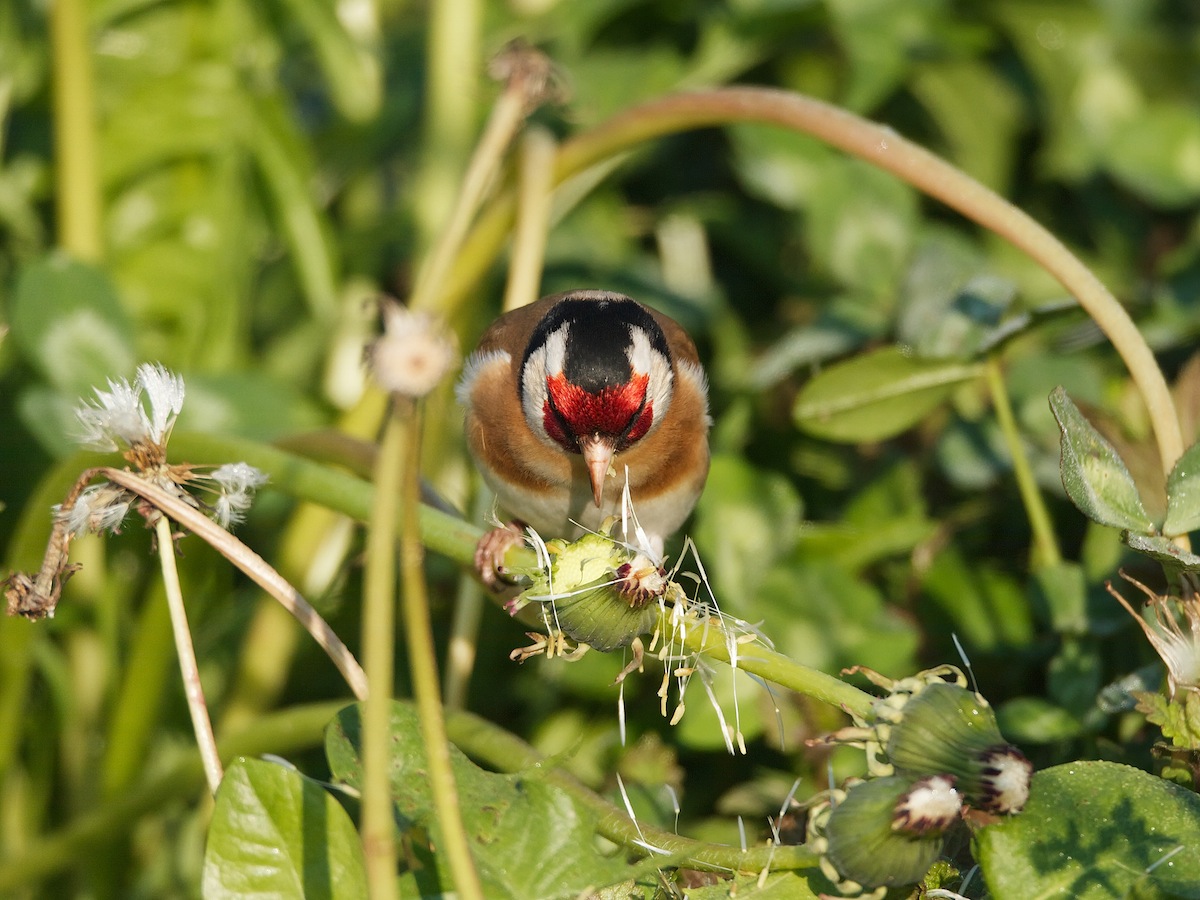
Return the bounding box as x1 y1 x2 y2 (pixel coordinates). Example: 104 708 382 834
50 0 102 261
0 702 343 893
413 0 480 256
444 707 818 873
398 406 485 899
163 435 879 719
408 74 530 314
675 614 875 721
169 433 482 567
443 88 1184 481
986 356 1062 570
502 125 556 312
362 411 403 898
154 516 223 794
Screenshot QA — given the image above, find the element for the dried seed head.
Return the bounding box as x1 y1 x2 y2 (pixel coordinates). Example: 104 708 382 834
368 299 457 399
1107 572 1200 697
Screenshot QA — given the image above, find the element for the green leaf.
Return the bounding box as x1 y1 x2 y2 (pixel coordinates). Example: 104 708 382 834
1105 102 1200 208
1048 387 1155 532
996 697 1083 744
977 761 1200 899
1123 533 1200 575
202 757 366 900
9 254 136 394
1164 440 1200 536
326 702 636 900
794 346 982 442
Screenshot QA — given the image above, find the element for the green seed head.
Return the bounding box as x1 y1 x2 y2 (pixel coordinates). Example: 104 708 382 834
885 682 1031 814
509 532 666 652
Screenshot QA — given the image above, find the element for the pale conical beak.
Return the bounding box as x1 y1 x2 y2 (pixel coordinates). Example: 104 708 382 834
580 435 615 507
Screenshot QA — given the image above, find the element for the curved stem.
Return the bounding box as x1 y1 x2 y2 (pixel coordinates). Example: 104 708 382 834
445 88 1184 478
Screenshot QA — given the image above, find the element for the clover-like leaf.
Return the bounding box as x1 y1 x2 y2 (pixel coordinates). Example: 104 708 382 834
977 761 1200 899
1048 387 1155 533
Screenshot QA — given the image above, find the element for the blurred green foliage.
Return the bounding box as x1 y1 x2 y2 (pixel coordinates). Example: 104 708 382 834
3 0 1200 896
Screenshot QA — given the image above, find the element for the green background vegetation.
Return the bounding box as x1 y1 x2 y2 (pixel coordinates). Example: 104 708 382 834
3 0 1200 896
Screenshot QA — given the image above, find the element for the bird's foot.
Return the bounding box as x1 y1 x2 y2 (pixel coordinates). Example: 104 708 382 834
475 520 527 589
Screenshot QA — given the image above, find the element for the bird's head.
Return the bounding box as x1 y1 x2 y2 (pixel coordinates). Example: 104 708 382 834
519 292 675 506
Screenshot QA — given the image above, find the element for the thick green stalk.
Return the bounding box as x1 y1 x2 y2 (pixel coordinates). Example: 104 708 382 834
398 407 484 898
413 0 481 257
985 356 1062 570
168 433 481 568
50 0 102 260
362 413 403 897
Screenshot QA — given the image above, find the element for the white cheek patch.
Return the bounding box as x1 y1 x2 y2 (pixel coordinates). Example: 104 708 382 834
677 358 712 426
520 324 568 439
627 326 674 426
456 349 510 407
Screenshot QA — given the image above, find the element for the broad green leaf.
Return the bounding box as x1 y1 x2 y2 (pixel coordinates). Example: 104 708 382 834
794 346 982 442
805 159 918 296
202 757 366 900
326 702 637 900
178 374 324 441
9 254 135 394
1164 440 1200 536
977 761 1200 899
1048 387 1155 532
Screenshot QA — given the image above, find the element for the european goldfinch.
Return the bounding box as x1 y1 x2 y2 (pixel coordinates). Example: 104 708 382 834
458 290 710 583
